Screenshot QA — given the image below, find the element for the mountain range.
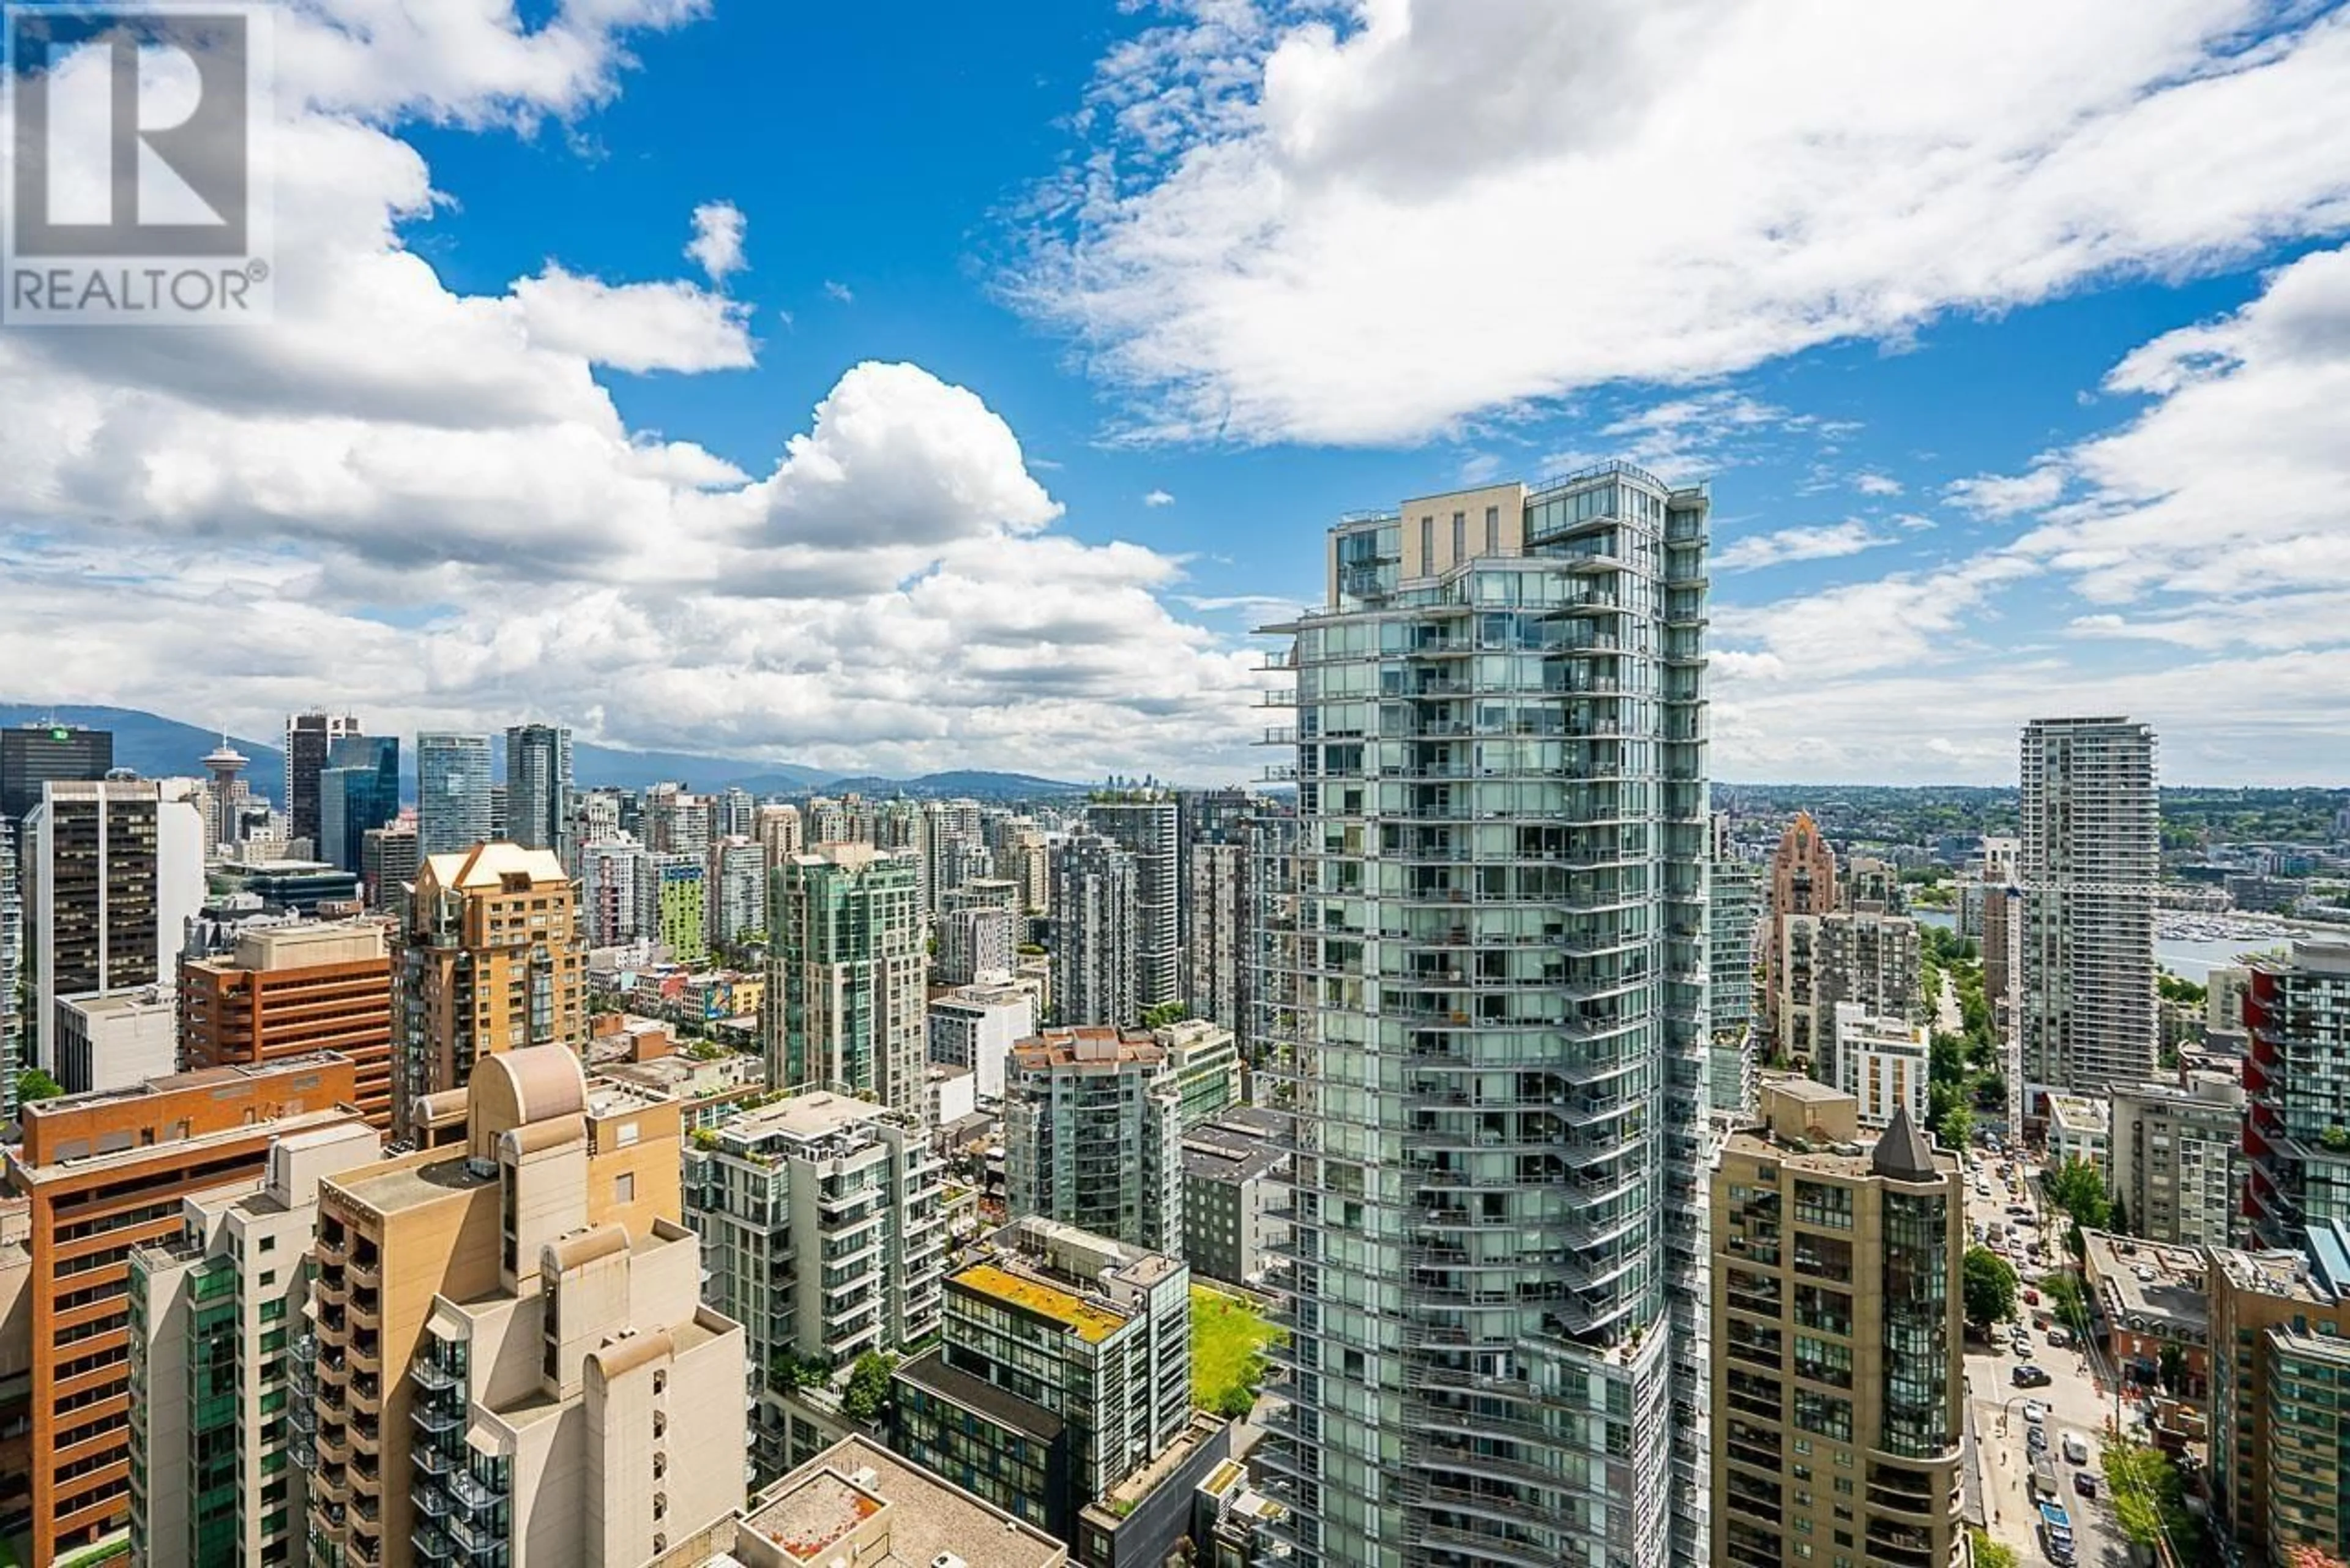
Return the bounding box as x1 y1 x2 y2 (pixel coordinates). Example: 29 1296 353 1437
0 704 1087 803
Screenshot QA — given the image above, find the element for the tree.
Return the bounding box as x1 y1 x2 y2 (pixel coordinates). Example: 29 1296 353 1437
840 1350 898 1424
1141 1001 1190 1030
1936 1102 1973 1154
2102 1435 2204 1561
1928 1031 1968 1087
2040 1269 2086 1320
1970 1532 2019 1568
2044 1157 2113 1231
15 1067 64 1104
1963 1246 2018 1331
769 1351 826 1394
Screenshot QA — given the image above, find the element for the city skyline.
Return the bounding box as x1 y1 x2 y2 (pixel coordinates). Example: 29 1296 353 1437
1 6 2347 786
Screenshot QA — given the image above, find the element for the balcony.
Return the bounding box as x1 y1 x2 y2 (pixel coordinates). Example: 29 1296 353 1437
410 1359 461 1395
411 1402 464 1437
448 1513 504 1558
449 1465 509 1509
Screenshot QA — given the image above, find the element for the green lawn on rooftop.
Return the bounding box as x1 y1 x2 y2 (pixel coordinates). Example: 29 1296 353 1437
1192 1283 1281 1418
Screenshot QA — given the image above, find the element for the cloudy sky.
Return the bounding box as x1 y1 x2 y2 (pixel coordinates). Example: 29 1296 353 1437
4 0 2348 785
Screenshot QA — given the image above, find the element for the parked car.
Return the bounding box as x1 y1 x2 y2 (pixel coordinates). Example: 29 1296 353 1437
2023 1399 2051 1423
2024 1288 2040 1305
2074 1473 2099 1499
2027 1426 2049 1454
2045 1327 2070 1348
2062 1431 2089 1465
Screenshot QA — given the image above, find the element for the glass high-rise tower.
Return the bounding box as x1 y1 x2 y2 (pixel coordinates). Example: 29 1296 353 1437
505 722 575 867
414 731 493 856
1255 465 1712 1568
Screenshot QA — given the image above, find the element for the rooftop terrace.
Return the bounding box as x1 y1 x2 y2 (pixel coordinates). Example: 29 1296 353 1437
953 1263 1128 1345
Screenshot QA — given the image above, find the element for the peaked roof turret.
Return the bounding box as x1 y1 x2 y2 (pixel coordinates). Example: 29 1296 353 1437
1871 1103 1938 1181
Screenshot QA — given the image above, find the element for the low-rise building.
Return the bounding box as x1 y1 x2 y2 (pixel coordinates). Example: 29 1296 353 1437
1179 1114 1287 1288
2206 965 2252 1050
2046 1092 2111 1172
1830 1001 1931 1129
1156 1018 1243 1130
681 1090 947 1479
928 981 1037 1103
2079 1228 2210 1398
2109 1073 2246 1248
891 1217 1198 1561
52 988 179 1093
644 1434 1069 1568
930 1063 978 1128
1193 1454 1289 1568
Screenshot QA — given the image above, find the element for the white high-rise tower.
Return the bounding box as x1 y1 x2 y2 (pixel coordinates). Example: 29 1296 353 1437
2020 716 2160 1099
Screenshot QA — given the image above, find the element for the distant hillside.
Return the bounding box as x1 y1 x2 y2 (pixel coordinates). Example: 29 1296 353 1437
0 704 285 802
569 742 834 794
1 704 1084 803
899 771 1089 799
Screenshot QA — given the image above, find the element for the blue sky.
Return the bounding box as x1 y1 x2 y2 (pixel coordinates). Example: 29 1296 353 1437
4 1 2348 785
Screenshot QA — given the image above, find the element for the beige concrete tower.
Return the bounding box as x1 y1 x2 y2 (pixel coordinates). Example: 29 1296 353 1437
1711 1080 1968 1568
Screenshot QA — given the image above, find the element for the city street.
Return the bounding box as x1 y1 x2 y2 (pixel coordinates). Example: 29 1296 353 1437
1961 1155 2132 1567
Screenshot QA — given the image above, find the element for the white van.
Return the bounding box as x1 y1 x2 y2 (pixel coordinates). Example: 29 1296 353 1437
2062 1431 2090 1465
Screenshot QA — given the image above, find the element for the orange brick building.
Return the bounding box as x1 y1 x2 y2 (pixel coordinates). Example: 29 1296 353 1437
2 1056 364 1566
182 920 396 1130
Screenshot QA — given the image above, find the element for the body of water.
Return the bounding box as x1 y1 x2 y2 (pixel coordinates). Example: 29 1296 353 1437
2154 933 2292 983
1905 902 2291 980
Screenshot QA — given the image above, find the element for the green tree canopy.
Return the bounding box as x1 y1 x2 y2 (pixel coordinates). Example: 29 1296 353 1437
2045 1157 2113 1231
15 1067 64 1104
841 1350 898 1424
1970 1532 2019 1568
1141 1001 1190 1029
1936 1102 1974 1154
1963 1246 2019 1329
2103 1435 2203 1559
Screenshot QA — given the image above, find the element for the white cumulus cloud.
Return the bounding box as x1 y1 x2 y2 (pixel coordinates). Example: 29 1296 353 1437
1020 0 2350 444
1714 520 1898 573
686 201 748 283
510 263 756 372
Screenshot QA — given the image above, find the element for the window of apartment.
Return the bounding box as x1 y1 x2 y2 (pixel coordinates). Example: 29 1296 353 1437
1450 511 1466 561
1792 1181 1854 1230
615 1172 636 1206
1419 515 1434 567
1485 506 1500 555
